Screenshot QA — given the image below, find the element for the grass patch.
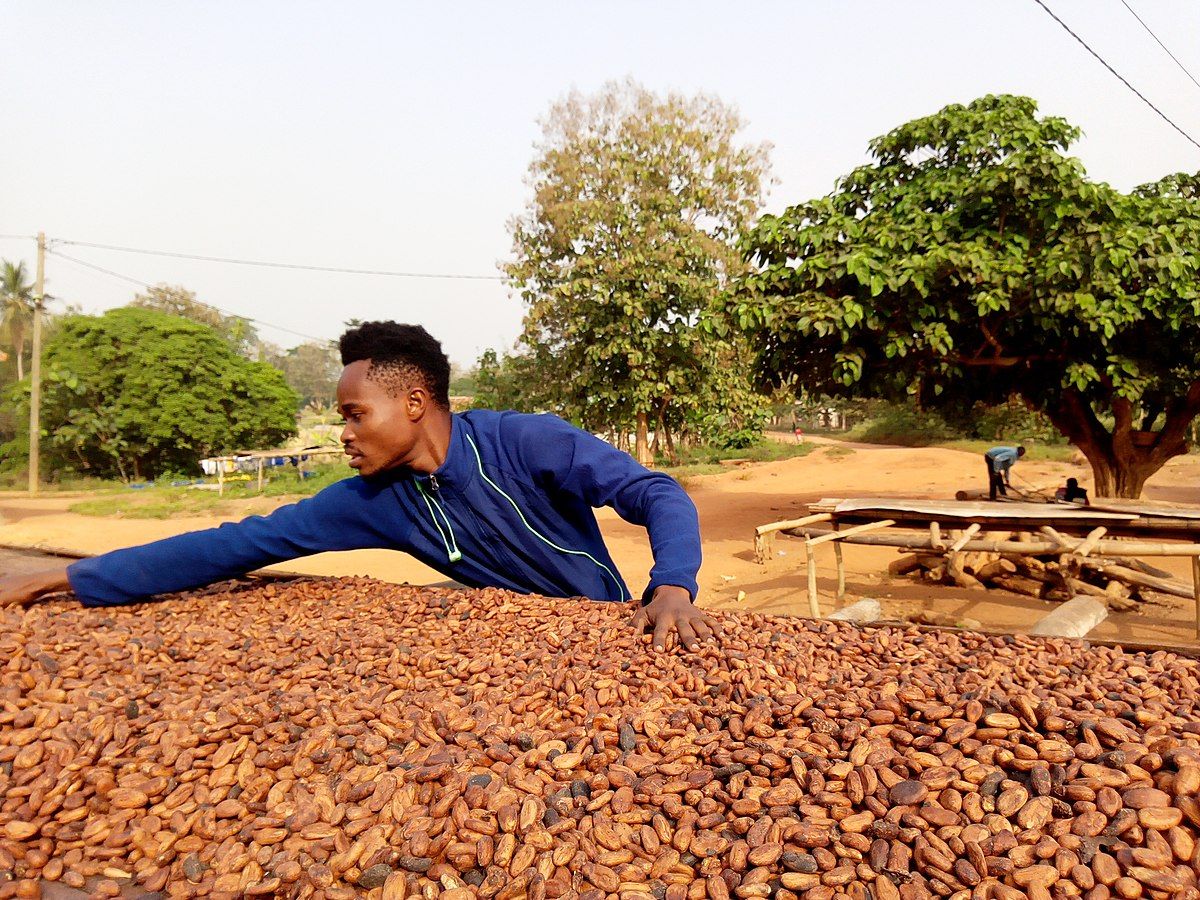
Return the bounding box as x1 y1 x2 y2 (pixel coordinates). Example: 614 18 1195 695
934 439 1080 463
69 464 348 518
823 445 855 459
660 440 816 484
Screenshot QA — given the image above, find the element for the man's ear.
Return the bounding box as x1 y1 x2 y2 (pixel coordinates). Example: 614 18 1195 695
405 387 430 421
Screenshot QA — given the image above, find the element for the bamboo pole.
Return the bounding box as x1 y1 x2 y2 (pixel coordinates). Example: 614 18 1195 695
929 522 944 550
257 457 265 493
755 513 833 563
948 524 981 553
784 527 1200 557
1075 527 1107 558
807 519 896 546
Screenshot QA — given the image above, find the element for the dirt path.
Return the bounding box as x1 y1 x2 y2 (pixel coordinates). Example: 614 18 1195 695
4 440 1200 646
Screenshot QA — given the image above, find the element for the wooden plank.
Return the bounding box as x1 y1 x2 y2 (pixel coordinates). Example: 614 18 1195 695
807 519 896 546
815 497 1138 521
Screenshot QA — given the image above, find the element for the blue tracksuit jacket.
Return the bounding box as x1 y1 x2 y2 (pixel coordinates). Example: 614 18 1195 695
67 410 702 607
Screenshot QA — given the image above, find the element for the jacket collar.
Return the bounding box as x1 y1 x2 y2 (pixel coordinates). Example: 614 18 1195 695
411 413 475 490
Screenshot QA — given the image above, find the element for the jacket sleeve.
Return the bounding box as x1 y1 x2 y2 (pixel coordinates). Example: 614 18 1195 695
66 477 407 607
511 414 701 603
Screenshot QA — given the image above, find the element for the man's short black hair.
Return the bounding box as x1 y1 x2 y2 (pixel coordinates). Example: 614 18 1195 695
1017 445 1027 456
339 322 450 408
1066 477 1078 488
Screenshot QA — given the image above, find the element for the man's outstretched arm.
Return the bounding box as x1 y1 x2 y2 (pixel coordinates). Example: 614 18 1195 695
0 565 72 608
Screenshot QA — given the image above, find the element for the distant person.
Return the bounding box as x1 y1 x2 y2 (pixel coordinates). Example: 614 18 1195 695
0 322 718 652
984 444 1026 500
1055 477 1089 505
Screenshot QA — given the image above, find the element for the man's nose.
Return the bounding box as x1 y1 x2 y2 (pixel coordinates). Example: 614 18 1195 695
341 423 354 444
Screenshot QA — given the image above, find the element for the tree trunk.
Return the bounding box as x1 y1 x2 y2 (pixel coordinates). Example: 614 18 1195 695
1042 384 1200 499
635 412 653 466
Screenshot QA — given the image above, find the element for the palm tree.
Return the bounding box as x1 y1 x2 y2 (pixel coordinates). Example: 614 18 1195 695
1 260 36 379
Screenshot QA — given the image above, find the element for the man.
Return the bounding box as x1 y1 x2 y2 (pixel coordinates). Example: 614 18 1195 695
1055 477 1089 505
984 444 1025 500
0 322 718 651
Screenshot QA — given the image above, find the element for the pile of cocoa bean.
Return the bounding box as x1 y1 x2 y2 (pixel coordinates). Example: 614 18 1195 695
1 577 1198 900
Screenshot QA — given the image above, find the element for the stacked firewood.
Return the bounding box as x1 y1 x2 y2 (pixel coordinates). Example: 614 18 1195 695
888 547 1189 611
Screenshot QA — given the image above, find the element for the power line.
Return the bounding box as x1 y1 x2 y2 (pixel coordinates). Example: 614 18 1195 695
1119 0 1200 93
47 249 335 346
1031 0 1200 152
51 238 506 281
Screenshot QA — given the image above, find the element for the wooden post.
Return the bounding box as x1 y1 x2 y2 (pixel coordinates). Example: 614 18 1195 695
834 542 845 602
218 460 225 497
1193 556 1200 640
805 541 820 618
257 457 265 492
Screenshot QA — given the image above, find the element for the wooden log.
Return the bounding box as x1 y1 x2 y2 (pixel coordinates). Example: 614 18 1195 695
1014 556 1049 578
1127 558 1177 580
1077 559 1193 599
1028 597 1108 638
1065 577 1109 598
974 558 1017 580
945 553 985 590
827 599 882 623
1106 580 1138 611
988 573 1047 598
887 554 925 576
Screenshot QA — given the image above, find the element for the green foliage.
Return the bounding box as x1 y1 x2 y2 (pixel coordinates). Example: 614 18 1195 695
969 396 1063 444
728 94 1200 497
1 260 36 381
505 79 772 458
852 404 960 447
267 341 341 407
24 307 299 481
130 284 260 358
471 349 534 412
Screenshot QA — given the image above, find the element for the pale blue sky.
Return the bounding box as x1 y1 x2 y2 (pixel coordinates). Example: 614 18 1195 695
3 1 1198 364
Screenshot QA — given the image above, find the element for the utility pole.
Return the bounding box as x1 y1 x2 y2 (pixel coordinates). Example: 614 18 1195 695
28 232 45 495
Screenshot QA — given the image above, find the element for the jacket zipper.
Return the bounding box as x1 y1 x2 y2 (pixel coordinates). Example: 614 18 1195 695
417 476 462 563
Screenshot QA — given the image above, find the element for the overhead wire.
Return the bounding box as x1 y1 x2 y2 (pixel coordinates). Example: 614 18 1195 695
51 238 506 281
1118 0 1200 93
47 248 336 346
1030 0 1200 152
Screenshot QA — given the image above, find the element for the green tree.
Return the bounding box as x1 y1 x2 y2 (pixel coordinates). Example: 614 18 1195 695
506 80 771 464
727 95 1200 498
269 341 341 407
30 308 298 481
1 261 36 380
130 284 259 357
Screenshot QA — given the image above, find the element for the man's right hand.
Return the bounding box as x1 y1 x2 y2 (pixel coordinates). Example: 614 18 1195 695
0 565 73 608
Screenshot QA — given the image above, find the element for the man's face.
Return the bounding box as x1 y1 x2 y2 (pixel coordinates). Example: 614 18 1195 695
336 360 420 477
